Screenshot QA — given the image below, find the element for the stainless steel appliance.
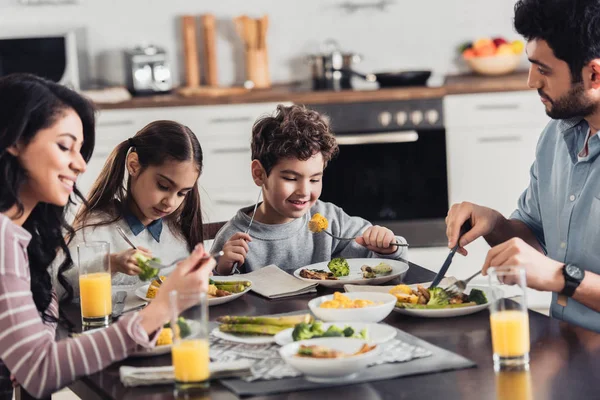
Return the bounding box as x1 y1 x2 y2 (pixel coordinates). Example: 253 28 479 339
309 98 448 247
0 27 89 90
124 44 172 95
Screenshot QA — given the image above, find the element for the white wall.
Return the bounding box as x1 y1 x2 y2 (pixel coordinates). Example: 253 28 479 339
0 0 522 87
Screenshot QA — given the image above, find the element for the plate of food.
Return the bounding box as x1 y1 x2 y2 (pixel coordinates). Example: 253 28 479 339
390 283 497 318
211 314 314 344
274 321 396 346
293 258 408 288
135 277 252 306
130 317 198 358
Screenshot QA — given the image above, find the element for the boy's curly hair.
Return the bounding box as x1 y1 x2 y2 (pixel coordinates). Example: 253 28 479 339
251 104 339 175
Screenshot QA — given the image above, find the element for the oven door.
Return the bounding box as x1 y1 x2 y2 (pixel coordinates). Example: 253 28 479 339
320 128 449 247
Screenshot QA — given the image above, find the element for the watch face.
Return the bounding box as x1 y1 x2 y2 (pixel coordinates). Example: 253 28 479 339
566 264 585 280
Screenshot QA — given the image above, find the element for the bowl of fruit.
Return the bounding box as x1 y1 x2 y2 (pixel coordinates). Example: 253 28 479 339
461 37 525 76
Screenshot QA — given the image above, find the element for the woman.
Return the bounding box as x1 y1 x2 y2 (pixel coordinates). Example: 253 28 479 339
0 73 215 399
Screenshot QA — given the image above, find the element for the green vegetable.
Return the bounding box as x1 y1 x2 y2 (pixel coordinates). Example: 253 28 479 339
427 287 450 307
135 253 160 281
297 347 314 356
291 322 369 340
371 262 393 275
328 257 350 277
322 329 344 337
342 326 355 337
292 322 314 341
399 302 477 310
217 314 313 326
358 328 368 340
219 324 288 336
164 317 191 338
467 289 488 305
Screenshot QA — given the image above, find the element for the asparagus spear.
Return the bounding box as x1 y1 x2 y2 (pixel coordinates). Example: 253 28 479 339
219 324 290 335
216 314 313 326
212 283 247 293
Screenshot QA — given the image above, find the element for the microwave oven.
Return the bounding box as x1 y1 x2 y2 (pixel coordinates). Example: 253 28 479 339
0 27 89 90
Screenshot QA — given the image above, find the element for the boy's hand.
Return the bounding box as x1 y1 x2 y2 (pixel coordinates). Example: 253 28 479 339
216 233 252 274
355 225 397 255
110 247 152 276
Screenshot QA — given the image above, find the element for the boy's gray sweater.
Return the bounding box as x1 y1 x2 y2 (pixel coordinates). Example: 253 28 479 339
211 200 408 274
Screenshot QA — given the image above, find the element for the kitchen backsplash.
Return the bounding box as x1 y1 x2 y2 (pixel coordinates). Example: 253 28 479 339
0 0 523 87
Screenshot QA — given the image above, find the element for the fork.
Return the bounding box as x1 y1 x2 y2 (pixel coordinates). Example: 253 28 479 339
443 270 482 297
321 230 409 247
148 251 224 271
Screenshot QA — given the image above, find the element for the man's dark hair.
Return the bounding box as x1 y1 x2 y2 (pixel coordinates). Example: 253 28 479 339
251 104 339 176
514 0 600 82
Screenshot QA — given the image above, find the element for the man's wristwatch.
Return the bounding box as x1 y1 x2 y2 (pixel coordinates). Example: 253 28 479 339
560 263 585 297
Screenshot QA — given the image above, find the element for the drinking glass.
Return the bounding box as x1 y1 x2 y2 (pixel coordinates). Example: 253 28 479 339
488 266 530 371
169 290 210 397
495 369 533 400
78 241 112 327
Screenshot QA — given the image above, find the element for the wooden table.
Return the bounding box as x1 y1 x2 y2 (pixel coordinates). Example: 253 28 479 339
66 265 600 400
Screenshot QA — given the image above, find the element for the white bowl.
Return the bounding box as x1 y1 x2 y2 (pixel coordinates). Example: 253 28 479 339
465 54 521 76
308 292 396 323
279 337 379 382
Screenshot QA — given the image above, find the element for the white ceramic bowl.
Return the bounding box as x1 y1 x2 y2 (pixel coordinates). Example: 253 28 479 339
308 292 396 323
465 54 521 75
279 337 379 382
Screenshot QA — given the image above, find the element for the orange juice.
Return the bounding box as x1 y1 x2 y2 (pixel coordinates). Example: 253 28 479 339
79 272 112 318
172 339 210 382
495 370 533 400
490 310 530 357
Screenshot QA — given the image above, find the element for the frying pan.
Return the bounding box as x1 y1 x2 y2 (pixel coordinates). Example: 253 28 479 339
344 69 432 88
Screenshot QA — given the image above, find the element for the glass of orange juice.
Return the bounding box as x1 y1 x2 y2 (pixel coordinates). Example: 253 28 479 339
488 266 530 371
495 369 533 400
78 241 112 328
169 290 209 396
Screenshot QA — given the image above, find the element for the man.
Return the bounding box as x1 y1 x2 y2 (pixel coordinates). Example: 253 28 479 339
446 0 600 332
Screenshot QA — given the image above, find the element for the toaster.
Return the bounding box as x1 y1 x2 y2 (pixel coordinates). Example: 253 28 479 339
124 44 172 95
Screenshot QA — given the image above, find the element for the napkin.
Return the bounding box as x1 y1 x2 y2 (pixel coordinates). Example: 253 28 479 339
119 360 254 387
238 265 317 299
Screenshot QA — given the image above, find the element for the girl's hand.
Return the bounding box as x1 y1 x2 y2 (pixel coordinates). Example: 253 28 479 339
216 232 252 275
111 247 152 276
139 244 216 333
355 225 397 255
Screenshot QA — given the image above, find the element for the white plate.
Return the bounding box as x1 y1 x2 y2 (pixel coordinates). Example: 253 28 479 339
134 278 252 306
274 322 396 346
293 258 409 288
308 292 396 323
392 285 499 318
279 337 379 382
210 327 276 344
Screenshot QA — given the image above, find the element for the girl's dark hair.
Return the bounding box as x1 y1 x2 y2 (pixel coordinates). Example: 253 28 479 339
0 73 96 323
74 120 204 250
514 0 600 82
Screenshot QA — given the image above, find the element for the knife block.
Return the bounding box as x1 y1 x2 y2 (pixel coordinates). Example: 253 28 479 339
245 48 270 89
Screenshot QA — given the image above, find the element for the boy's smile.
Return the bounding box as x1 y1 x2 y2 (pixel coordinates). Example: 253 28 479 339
252 153 325 224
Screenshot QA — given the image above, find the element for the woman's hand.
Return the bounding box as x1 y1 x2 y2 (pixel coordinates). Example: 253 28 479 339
138 244 216 334
110 247 152 276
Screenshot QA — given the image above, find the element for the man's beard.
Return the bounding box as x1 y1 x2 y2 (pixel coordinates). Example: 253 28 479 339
540 82 597 119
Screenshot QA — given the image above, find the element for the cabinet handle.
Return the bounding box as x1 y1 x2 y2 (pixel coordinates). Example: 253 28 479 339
211 148 250 154
336 131 419 146
97 120 135 127
215 199 256 206
476 136 522 143
475 104 520 111
209 116 253 124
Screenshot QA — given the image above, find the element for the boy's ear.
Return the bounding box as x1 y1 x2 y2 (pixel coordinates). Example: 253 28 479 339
251 160 267 186
126 152 141 177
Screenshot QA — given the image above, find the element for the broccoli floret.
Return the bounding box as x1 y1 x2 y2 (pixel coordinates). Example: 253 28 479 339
357 328 369 340
135 253 160 281
322 325 344 337
468 289 488 305
427 287 450 307
164 317 191 338
310 321 324 336
328 257 350 277
292 322 314 341
342 326 355 337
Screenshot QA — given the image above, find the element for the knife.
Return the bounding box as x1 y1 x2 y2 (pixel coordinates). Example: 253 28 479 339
113 291 127 316
429 220 473 289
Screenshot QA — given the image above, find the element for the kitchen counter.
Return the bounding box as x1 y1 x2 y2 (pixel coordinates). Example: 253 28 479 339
96 71 531 110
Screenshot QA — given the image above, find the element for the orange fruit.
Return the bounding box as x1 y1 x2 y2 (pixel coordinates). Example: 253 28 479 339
473 38 495 51
475 44 496 57
462 48 476 59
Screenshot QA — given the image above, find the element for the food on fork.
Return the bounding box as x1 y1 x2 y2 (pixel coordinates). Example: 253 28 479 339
296 343 376 358
217 314 314 336
299 268 338 280
390 284 488 309
135 253 162 281
327 257 350 277
320 292 377 309
308 213 329 233
145 276 166 298
156 317 192 346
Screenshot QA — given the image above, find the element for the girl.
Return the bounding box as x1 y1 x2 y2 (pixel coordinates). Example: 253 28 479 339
65 120 204 291
0 73 214 399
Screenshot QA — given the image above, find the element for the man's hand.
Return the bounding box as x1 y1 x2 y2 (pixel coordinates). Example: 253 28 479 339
446 201 503 256
482 237 564 292
355 225 397 255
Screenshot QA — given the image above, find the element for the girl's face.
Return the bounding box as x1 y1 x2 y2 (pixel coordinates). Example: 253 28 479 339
9 108 87 207
128 156 199 226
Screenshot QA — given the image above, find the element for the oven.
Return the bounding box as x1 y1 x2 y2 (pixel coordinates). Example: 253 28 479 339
308 98 448 247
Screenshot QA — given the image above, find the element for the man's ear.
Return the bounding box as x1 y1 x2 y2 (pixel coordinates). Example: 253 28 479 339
126 152 141 177
251 160 267 186
588 59 600 89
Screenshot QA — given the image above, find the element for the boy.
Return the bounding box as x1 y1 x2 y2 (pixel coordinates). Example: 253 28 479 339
212 104 408 275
